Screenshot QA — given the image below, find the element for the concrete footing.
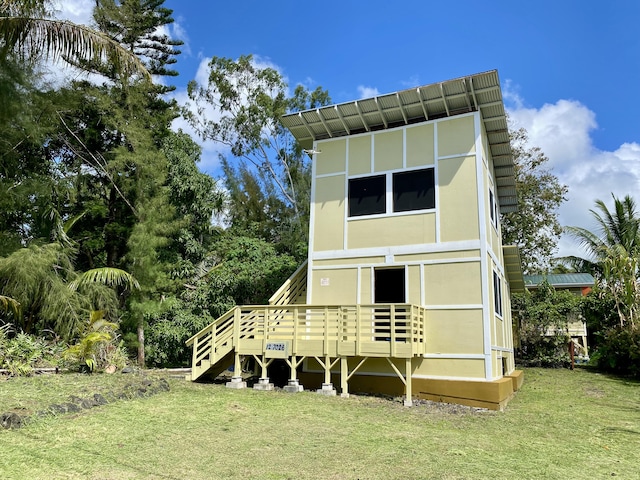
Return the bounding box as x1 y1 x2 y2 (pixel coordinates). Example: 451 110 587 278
226 377 247 389
283 379 304 393
316 383 337 396
253 378 275 391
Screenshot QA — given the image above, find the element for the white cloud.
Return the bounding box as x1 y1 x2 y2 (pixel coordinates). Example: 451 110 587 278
52 0 94 26
357 86 380 99
506 94 640 261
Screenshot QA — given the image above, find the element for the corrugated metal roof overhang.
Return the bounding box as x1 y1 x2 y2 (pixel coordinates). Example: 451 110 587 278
524 273 595 288
503 245 525 293
281 70 517 213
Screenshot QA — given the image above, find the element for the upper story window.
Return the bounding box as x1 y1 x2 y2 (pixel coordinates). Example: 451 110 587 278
348 175 386 217
348 167 435 218
489 189 499 230
393 168 435 212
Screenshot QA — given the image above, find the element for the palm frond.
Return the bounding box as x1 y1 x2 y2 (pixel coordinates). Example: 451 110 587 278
0 294 21 315
0 15 150 79
69 267 140 292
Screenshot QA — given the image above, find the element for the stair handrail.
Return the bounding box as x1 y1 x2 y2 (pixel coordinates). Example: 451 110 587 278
186 307 237 347
268 260 308 306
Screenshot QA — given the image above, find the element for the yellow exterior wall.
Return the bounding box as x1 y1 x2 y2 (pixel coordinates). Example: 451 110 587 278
316 139 346 175
407 265 421 305
348 214 436 249
424 262 482 305
310 268 358 305
414 358 485 379
313 256 386 267
425 310 484 354
313 175 345 251
360 267 372 304
406 123 434 167
374 130 403 172
438 155 479 242
437 115 475 157
394 250 481 263
348 136 371 176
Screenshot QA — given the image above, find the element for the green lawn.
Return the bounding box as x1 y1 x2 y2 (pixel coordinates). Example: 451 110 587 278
1 368 638 479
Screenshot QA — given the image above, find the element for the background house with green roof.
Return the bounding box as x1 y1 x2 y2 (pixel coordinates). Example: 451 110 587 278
523 273 595 357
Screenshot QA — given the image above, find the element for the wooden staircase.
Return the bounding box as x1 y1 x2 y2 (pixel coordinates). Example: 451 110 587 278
185 262 427 405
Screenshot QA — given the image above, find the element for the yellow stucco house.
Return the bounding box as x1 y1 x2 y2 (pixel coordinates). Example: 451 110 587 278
187 70 525 410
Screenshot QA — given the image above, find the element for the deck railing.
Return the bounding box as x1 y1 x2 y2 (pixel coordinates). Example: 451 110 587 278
187 303 427 378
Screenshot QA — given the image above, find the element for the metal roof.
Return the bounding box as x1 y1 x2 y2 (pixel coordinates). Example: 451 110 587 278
281 70 517 213
503 245 525 293
524 273 595 288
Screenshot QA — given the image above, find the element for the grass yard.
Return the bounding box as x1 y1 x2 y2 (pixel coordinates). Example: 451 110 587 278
1 368 639 479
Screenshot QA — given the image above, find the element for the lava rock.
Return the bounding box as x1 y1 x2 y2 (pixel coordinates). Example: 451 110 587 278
1 412 24 429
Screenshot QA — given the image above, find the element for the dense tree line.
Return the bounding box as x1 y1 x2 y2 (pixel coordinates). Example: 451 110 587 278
0 0 325 371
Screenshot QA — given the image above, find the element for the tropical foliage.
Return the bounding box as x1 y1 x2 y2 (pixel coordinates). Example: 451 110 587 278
512 280 584 367
0 0 149 78
0 1 329 370
565 194 640 376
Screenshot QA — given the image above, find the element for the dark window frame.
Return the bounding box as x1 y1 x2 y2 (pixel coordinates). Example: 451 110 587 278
392 168 435 213
347 167 436 218
493 270 503 317
489 189 499 230
348 175 387 217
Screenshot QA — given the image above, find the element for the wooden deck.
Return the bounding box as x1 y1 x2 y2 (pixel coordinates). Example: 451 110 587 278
186 303 428 405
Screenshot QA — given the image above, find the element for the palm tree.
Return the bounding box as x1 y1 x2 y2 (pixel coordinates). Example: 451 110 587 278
564 194 640 276
565 194 640 328
0 0 148 78
0 243 139 340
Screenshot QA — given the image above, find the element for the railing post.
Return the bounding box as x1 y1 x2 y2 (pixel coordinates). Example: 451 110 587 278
390 305 396 357
324 306 329 356
233 307 241 349
355 305 361 356
422 306 428 354
293 306 299 355
263 307 268 352
191 335 198 375
209 323 216 362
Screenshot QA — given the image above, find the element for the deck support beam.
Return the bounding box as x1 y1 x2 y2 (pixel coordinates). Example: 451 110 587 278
226 351 246 389
314 355 338 396
283 355 304 392
384 357 413 406
252 354 274 391
340 356 369 398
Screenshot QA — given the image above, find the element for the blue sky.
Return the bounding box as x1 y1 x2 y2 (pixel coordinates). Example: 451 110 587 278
57 0 640 259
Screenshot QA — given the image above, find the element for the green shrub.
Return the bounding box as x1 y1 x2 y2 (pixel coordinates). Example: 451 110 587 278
0 325 65 375
512 280 583 368
144 298 213 367
591 326 640 377
63 311 128 372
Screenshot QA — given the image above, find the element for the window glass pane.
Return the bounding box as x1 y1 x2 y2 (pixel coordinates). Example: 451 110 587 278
493 271 503 316
393 168 435 212
348 175 386 217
